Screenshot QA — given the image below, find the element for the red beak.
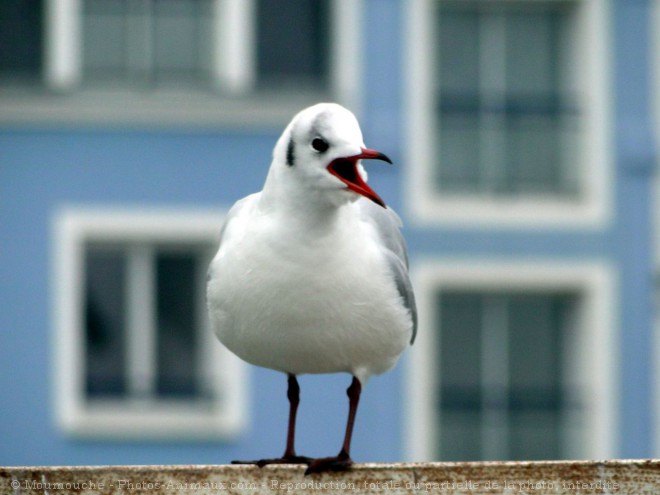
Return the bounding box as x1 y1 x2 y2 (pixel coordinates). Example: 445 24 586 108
327 148 392 208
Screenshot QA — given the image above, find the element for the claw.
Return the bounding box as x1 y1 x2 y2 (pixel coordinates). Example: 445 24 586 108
304 453 353 475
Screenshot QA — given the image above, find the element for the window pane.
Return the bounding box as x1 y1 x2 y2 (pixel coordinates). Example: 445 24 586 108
438 8 479 97
504 7 567 195
436 7 480 194
507 294 573 460
85 248 127 397
83 0 128 81
441 411 482 461
439 293 483 460
257 0 329 90
508 295 563 390
0 0 43 82
506 114 561 194
153 0 212 83
509 411 560 460
156 252 199 398
505 10 560 96
438 112 481 193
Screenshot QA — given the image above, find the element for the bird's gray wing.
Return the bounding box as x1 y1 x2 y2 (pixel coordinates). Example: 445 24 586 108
358 200 417 344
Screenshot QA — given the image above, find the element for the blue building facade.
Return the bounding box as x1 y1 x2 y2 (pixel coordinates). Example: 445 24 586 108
1 0 658 466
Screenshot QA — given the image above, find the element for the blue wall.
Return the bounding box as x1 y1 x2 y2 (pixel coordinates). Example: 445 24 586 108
612 0 656 458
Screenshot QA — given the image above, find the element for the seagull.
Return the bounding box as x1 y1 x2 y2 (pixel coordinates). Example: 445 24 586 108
206 102 417 475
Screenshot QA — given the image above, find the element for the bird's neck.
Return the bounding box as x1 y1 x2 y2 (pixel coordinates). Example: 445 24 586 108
263 191 345 233
260 168 347 233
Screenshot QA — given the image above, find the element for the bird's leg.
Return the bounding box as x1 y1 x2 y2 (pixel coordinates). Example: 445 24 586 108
280 374 312 463
305 376 361 475
232 374 312 467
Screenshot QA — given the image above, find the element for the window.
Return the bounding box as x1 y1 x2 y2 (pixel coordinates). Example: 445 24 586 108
407 0 611 226
438 291 577 460
82 0 215 88
407 261 617 461
1 0 360 125
436 3 577 196
79 0 331 91
54 209 246 439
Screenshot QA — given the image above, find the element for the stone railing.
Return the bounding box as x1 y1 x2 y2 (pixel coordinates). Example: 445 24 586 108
2 460 659 494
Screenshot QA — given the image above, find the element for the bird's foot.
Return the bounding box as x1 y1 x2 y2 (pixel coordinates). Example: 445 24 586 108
304 453 353 475
232 455 313 468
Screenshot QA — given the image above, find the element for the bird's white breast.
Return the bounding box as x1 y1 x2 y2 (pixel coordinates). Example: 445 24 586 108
207 199 412 382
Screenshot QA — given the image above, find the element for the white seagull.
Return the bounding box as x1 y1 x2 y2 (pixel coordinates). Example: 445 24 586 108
207 103 416 474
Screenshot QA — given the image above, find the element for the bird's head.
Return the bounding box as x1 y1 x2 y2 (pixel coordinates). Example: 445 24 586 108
269 103 392 209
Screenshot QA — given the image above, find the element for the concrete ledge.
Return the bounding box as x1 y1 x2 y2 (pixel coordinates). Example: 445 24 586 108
1 460 659 494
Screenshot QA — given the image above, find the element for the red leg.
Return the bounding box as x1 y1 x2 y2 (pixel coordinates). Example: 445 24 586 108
232 374 312 467
305 376 362 475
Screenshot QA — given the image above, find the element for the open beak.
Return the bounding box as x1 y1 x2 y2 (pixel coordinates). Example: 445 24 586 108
327 148 392 208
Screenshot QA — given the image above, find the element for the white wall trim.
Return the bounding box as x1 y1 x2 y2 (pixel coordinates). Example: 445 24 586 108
405 259 618 461
45 0 82 90
331 0 363 114
214 0 255 94
405 0 612 229
52 207 248 440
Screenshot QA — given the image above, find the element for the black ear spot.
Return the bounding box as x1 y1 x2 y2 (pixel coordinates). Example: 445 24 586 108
311 137 329 153
286 138 295 167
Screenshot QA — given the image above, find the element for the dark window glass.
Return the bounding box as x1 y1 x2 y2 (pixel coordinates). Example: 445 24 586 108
439 293 483 461
257 0 329 90
156 252 199 398
85 248 127 397
0 0 43 82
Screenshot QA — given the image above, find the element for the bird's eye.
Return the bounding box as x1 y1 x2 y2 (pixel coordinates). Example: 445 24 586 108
311 137 329 153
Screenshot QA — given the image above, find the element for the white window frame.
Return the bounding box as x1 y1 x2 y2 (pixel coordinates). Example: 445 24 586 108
406 260 618 461
4 0 361 126
405 0 612 228
53 207 247 440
